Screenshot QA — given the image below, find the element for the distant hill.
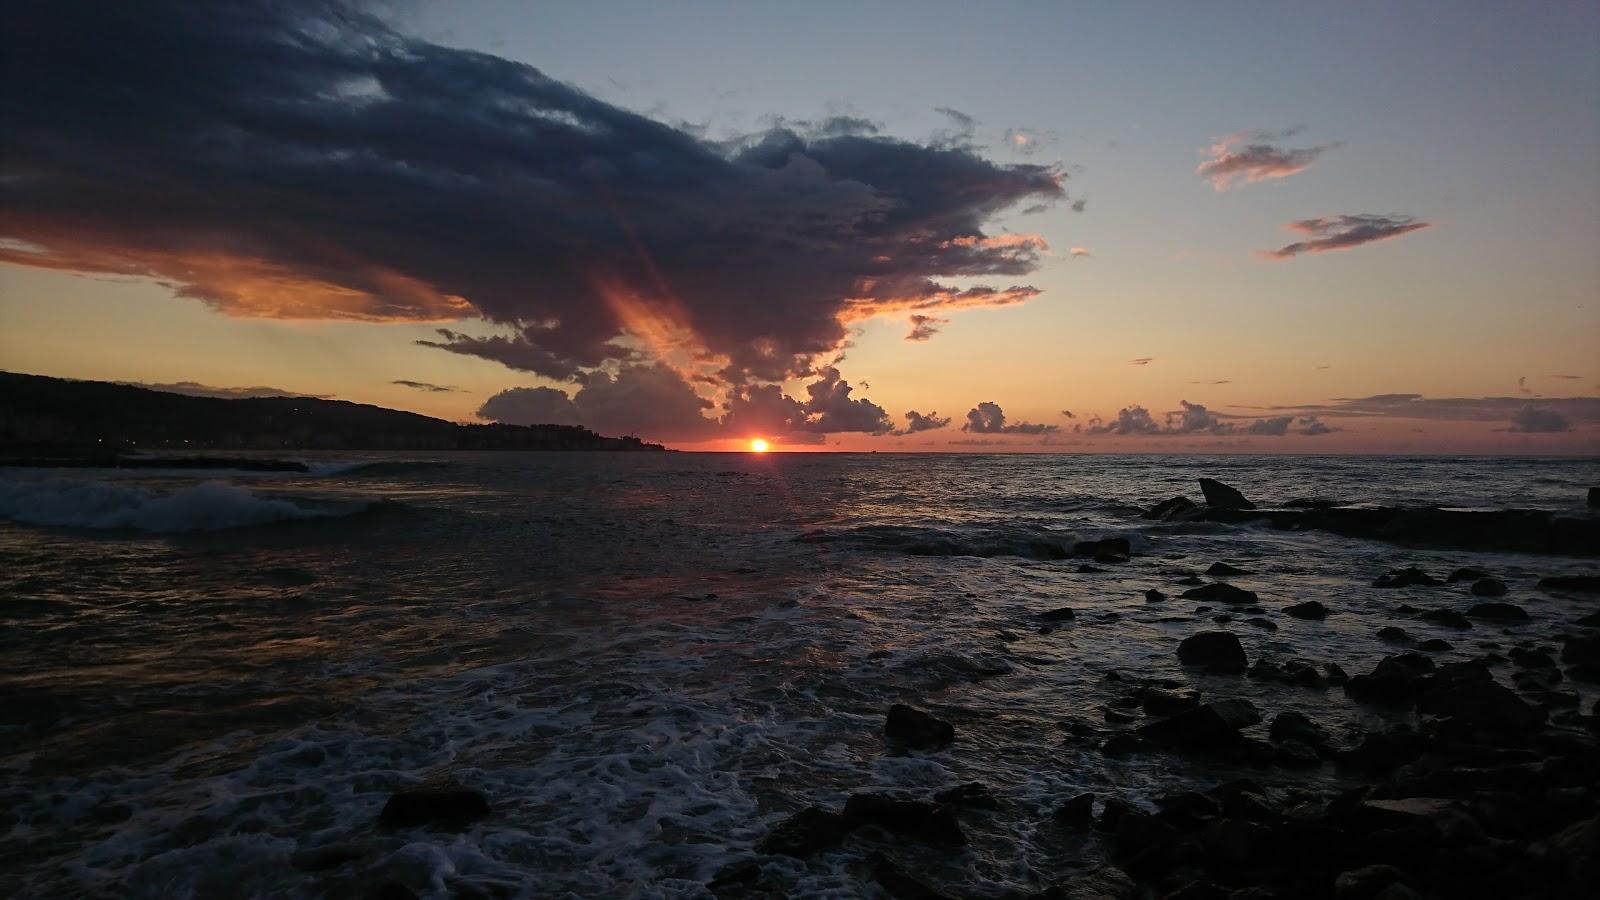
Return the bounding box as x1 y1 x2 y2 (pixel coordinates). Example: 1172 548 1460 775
0 372 665 452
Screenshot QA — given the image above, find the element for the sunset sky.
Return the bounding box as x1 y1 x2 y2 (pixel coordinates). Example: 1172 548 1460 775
2 0 1597 452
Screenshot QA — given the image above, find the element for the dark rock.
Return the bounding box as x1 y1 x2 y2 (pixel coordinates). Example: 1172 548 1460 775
1073 537 1131 558
378 788 490 830
368 883 420 900
1138 699 1260 752
1336 727 1426 772
1416 660 1546 736
290 843 375 872
1344 654 1434 707
867 853 955 900
1146 496 1198 520
1101 734 1152 757
1416 639 1452 652
760 807 848 857
1142 688 1201 716
1284 600 1329 620
1563 634 1600 666
1038 607 1077 622
1470 577 1508 597
1245 617 1278 630
1104 708 1136 724
1325 662 1350 684
885 704 954 750
1144 589 1167 602
1419 608 1472 629
933 782 999 811
1373 567 1440 588
1576 611 1600 627
844 793 965 847
1511 647 1557 668
1045 866 1138 900
1446 567 1489 584
1377 626 1414 645
1334 864 1407 899
707 861 761 891
1590 488 1600 509
1053 793 1096 827
1269 711 1330 748
1181 582 1259 605
1466 602 1529 621
1198 478 1255 510
1206 562 1251 576
1176 631 1248 673
1177 576 1204 586
1076 564 1106 574
1539 575 1600 593
1274 739 1323 768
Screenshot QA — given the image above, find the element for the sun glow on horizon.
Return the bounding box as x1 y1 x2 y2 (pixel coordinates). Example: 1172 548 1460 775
749 438 769 453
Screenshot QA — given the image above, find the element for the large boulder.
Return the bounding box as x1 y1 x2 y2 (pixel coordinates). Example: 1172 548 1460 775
760 807 849 857
1181 582 1260 605
1415 661 1545 736
1285 600 1330 620
378 788 491 830
1177 631 1248 674
1198 478 1255 510
1466 602 1528 621
1145 496 1198 520
1344 653 1434 708
1138 699 1261 752
885 704 955 750
843 793 966 847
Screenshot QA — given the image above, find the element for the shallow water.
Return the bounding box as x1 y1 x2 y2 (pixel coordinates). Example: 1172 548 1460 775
1 453 1597 898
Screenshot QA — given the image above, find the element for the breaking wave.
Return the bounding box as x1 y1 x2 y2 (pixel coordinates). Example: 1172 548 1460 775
0 479 364 532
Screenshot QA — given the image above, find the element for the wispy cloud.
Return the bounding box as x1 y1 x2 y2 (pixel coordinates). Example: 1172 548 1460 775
905 314 949 342
1130 357 1154 366
392 380 462 393
125 381 326 400
1197 128 1340 190
1263 214 1431 259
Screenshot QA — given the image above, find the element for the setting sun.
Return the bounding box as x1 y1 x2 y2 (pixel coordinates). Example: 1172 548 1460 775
749 438 769 453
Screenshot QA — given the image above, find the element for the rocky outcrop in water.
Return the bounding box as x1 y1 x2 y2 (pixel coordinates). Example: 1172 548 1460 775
885 704 955 750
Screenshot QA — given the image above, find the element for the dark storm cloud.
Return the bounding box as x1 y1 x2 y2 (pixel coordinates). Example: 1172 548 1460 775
1083 401 1332 438
392 379 462 393
961 401 1058 435
0 1 1065 384
476 386 583 427
895 410 952 435
717 366 892 439
1507 405 1572 433
479 364 719 440
1263 215 1431 259
1198 128 1340 190
905 314 948 342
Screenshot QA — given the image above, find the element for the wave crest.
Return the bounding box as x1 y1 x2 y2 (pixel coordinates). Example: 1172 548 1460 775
0 479 357 532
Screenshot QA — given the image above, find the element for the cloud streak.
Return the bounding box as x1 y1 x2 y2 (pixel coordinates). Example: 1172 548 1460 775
1263 215 1431 259
1197 128 1339 190
392 380 462 393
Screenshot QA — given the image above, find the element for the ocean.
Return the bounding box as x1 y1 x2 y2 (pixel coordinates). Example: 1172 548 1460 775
1 453 1597 898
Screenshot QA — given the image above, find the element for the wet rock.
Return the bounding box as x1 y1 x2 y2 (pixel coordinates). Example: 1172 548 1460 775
1142 688 1201 716
866 853 955 900
1138 699 1260 753
1244 617 1278 631
1377 626 1414 645
1269 711 1330 748
1419 608 1472 629
368 883 420 900
1274 739 1323 768
1334 864 1407 899
1045 866 1137 900
1591 488 1600 509
290 842 376 872
843 793 966 847
1576 611 1600 627
1325 662 1349 684
1470 577 1508 597
1177 576 1204 586
377 788 491 830
760 807 848 857
1466 602 1529 621
1181 582 1259 605
1416 638 1452 652
1373 567 1440 588
1073 537 1131 558
1198 478 1255 510
885 704 955 750
1101 734 1152 757
1144 589 1167 602
1176 631 1248 674
1446 567 1489 584
933 782 999 811
1563 634 1600 667
1511 647 1557 668
1038 607 1077 622
1104 708 1136 724
1146 496 1199 520
1053 793 1096 827
1539 575 1600 594
1075 564 1106 574
1416 660 1546 736
1344 654 1433 707
707 861 761 891
1206 562 1251 576
1284 600 1329 620
1335 727 1425 772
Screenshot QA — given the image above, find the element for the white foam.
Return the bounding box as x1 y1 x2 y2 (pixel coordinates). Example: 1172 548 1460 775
0 478 340 532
